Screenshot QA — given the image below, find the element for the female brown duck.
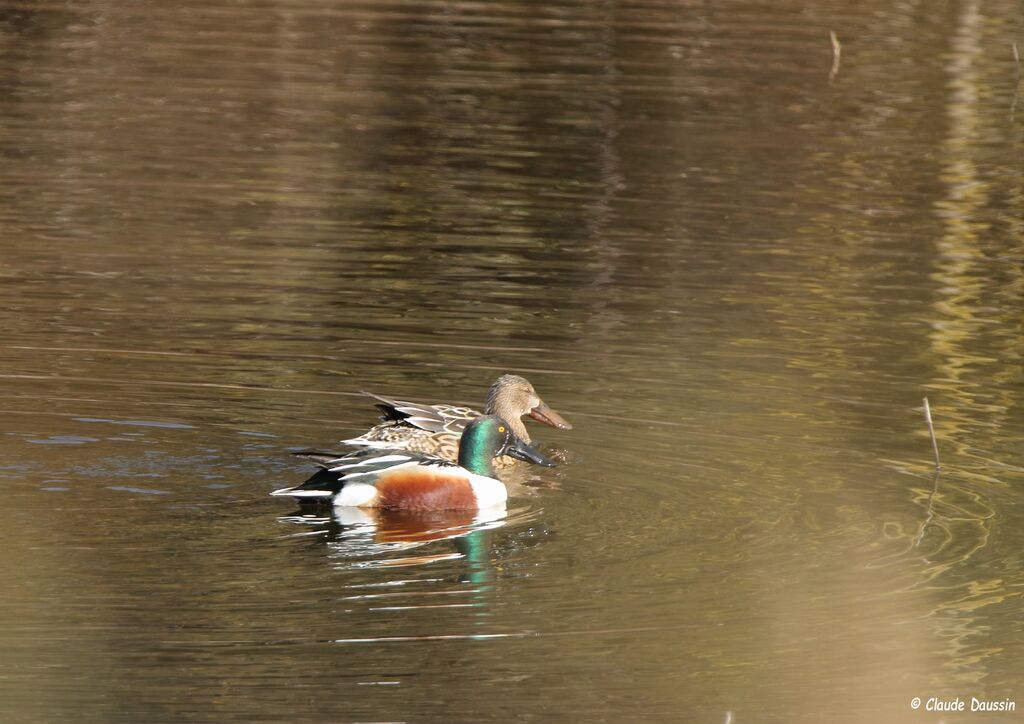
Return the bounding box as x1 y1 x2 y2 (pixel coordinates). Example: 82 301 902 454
342 374 571 463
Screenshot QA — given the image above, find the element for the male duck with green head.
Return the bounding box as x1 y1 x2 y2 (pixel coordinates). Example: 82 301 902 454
273 415 554 510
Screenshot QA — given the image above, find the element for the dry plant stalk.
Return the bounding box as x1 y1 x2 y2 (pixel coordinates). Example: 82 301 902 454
829 31 842 81
922 397 941 470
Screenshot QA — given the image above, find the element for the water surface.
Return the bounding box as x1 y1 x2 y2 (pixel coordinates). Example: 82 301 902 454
2 1 1024 722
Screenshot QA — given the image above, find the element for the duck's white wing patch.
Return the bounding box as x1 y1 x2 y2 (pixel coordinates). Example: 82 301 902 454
339 459 422 482
327 454 413 472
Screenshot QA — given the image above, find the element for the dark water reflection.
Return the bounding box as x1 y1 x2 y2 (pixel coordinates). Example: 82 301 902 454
2 0 1024 721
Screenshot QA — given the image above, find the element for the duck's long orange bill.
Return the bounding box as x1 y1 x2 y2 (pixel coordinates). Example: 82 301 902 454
529 402 572 430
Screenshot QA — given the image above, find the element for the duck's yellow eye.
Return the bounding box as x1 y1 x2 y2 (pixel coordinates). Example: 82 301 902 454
498 426 506 433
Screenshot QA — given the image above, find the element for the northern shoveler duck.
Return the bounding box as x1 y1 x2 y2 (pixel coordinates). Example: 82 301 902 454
272 415 555 510
342 374 571 463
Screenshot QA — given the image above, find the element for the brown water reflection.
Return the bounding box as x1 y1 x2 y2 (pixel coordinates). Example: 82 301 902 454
2 0 1024 721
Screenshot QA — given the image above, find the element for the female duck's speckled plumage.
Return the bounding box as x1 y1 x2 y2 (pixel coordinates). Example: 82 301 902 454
273 415 555 511
341 374 571 464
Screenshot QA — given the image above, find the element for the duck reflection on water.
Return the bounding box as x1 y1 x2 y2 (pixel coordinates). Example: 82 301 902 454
277 504 511 585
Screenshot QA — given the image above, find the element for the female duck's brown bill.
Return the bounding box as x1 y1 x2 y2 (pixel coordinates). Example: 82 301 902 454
528 402 572 430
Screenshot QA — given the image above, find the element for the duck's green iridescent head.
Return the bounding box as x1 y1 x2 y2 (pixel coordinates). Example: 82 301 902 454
458 415 556 475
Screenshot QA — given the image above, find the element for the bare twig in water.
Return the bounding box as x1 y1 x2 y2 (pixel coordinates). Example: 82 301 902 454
829 31 842 81
922 397 941 470
1013 42 1022 119
914 398 943 548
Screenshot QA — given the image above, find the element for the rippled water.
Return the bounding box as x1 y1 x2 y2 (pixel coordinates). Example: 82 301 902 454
3 1 1024 721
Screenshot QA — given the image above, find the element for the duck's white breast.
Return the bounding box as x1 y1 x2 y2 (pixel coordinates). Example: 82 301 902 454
465 472 508 509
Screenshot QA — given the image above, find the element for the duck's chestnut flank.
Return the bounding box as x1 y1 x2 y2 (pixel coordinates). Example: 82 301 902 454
374 469 477 510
